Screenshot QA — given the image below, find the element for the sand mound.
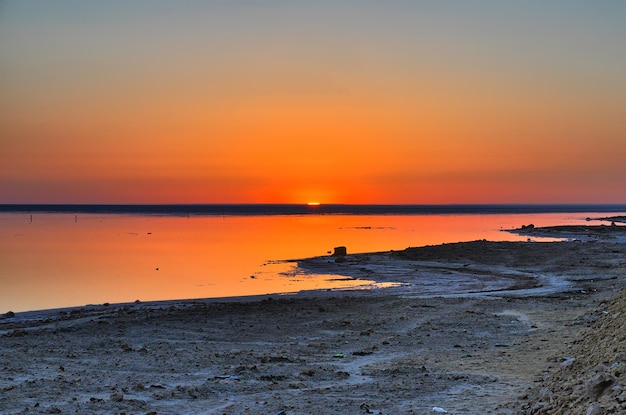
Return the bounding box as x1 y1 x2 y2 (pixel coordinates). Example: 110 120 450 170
524 288 626 414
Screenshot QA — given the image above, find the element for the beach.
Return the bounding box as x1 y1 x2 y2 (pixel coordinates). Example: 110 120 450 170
2 225 626 414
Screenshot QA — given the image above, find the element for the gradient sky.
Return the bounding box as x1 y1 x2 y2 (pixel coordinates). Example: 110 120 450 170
1 1 625 204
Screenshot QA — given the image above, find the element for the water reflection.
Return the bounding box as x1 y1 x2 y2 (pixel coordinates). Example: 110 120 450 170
0 212 616 312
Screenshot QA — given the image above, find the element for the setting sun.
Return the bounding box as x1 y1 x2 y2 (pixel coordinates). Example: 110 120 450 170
307 202 321 206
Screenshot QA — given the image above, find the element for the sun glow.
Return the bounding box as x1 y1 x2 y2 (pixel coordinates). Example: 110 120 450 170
307 202 321 206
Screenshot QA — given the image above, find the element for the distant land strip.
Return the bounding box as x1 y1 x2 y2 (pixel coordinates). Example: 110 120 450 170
1 204 626 216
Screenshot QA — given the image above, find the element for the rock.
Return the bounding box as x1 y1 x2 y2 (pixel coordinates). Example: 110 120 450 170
560 357 576 371
5 328 26 337
585 372 615 400
586 403 602 415
110 392 124 402
332 246 347 256
530 401 548 413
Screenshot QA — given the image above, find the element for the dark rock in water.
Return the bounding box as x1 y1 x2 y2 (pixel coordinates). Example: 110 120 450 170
333 246 347 256
4 311 15 318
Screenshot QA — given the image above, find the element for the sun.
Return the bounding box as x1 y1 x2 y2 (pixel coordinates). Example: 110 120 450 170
306 202 321 206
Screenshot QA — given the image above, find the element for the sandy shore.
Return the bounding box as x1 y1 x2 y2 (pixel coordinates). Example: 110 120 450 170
2 224 626 414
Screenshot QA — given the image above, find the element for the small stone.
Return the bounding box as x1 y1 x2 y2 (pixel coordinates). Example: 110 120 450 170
585 372 615 400
110 392 124 402
6 328 26 337
531 401 549 412
560 358 576 371
586 403 602 415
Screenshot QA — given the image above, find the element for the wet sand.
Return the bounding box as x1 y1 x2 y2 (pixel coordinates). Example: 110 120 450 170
2 225 626 414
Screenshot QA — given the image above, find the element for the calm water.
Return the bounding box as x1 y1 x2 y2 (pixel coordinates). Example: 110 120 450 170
1 209 623 312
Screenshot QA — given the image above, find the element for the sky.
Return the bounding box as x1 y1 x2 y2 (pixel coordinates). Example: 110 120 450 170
1 1 625 204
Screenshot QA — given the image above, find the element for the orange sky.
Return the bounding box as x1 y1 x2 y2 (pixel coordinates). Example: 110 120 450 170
1 1 625 204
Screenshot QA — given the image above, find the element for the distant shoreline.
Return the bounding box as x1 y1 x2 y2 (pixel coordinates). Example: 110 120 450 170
2 203 626 216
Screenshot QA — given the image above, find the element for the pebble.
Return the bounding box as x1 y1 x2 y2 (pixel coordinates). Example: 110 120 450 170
110 392 124 402
586 403 601 415
584 372 615 400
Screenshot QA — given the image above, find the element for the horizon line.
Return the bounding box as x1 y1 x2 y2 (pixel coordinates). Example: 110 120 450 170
2 202 626 206
2 203 626 216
